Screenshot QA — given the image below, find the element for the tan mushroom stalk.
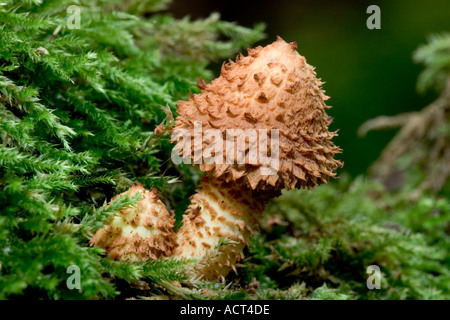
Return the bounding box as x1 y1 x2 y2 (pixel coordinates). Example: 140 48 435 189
175 176 279 280
171 37 342 281
90 183 177 261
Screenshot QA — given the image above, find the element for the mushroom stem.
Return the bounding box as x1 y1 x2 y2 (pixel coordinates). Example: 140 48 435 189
174 174 280 281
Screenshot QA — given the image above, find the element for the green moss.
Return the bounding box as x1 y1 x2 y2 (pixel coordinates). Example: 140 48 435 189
242 176 450 300
0 0 264 299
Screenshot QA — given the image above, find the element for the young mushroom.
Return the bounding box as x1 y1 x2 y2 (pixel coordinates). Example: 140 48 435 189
90 183 177 261
171 37 342 281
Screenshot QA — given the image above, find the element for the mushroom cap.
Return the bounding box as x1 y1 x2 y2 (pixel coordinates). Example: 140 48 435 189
90 183 177 261
171 37 342 190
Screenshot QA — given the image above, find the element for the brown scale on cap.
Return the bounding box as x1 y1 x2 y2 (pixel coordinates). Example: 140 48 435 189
90 183 177 261
172 36 342 191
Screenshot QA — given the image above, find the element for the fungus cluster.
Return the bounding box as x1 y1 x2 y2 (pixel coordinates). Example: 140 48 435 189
90 37 342 282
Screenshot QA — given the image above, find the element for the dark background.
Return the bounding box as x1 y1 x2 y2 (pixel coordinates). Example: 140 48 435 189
169 0 449 176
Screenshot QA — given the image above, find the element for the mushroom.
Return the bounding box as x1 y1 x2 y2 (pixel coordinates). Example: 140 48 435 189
90 182 177 261
171 37 342 281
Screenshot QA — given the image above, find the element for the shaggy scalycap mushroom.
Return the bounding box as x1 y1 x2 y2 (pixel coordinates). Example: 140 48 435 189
171 36 342 281
172 36 342 190
90 183 177 261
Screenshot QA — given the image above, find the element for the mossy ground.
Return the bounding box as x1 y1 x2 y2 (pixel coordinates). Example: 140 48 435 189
125 175 449 300
0 0 448 300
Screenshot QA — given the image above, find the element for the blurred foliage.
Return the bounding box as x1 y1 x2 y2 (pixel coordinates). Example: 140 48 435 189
414 33 450 94
359 34 450 196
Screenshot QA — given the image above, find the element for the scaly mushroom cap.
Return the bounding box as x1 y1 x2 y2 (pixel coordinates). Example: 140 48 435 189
172 36 342 190
90 183 177 261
